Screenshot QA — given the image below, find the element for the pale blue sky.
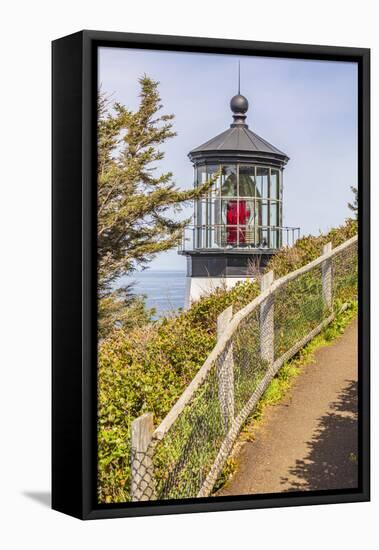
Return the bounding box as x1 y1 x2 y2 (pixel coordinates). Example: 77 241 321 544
99 47 358 271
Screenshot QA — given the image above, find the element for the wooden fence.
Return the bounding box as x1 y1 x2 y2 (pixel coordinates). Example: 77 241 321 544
130 235 358 501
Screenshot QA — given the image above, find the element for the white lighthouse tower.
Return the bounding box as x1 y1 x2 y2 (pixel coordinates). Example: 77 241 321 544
180 88 299 308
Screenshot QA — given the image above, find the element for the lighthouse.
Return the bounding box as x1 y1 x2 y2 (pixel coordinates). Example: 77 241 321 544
180 86 300 308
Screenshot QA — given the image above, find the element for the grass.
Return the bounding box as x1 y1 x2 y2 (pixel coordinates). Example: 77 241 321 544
214 299 358 492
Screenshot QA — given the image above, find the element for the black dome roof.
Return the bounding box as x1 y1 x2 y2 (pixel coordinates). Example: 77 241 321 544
189 94 289 169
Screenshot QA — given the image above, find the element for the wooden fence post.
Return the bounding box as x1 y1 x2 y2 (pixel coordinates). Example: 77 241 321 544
131 412 155 501
216 305 234 432
260 270 274 365
322 242 333 309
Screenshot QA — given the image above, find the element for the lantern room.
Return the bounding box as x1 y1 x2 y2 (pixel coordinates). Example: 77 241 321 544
193 163 283 250
180 90 300 306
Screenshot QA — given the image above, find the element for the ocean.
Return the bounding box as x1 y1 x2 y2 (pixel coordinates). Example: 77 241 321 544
118 271 186 317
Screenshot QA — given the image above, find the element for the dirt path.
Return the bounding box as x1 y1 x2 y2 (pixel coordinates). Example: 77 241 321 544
219 317 358 496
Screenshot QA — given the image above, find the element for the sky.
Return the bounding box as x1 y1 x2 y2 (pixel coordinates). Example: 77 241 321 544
98 47 358 271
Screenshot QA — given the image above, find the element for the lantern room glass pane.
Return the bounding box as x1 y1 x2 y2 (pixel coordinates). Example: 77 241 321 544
270 169 280 200
261 200 268 227
256 167 269 198
239 165 257 197
196 165 207 187
207 165 221 195
221 165 237 196
270 201 278 226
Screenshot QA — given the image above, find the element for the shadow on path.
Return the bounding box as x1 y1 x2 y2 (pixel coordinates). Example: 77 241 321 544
280 380 358 491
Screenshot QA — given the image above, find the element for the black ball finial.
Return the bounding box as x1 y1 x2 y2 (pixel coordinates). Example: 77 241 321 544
230 94 249 114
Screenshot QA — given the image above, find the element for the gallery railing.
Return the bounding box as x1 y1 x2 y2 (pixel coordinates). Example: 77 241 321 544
179 224 301 253
130 235 358 501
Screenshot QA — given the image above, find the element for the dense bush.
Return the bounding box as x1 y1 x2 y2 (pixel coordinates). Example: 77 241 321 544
267 218 357 277
97 218 357 503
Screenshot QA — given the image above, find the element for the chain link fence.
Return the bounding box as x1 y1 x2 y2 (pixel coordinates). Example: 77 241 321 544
129 236 358 501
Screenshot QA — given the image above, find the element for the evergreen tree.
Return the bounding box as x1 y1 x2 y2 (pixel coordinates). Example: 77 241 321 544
98 76 214 336
348 186 358 219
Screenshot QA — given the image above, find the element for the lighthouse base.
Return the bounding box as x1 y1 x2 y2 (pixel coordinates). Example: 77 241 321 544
181 250 275 309
184 276 253 309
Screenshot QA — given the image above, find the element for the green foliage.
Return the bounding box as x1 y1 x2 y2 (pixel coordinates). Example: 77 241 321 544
213 457 237 493
97 218 358 503
98 291 155 339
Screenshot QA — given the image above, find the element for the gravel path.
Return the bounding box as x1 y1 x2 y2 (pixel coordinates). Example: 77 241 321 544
218 317 358 496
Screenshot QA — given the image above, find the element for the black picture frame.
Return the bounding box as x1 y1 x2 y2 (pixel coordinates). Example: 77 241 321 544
52 30 370 520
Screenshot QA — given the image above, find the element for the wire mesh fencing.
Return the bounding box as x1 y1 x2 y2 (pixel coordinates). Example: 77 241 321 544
130 236 358 502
